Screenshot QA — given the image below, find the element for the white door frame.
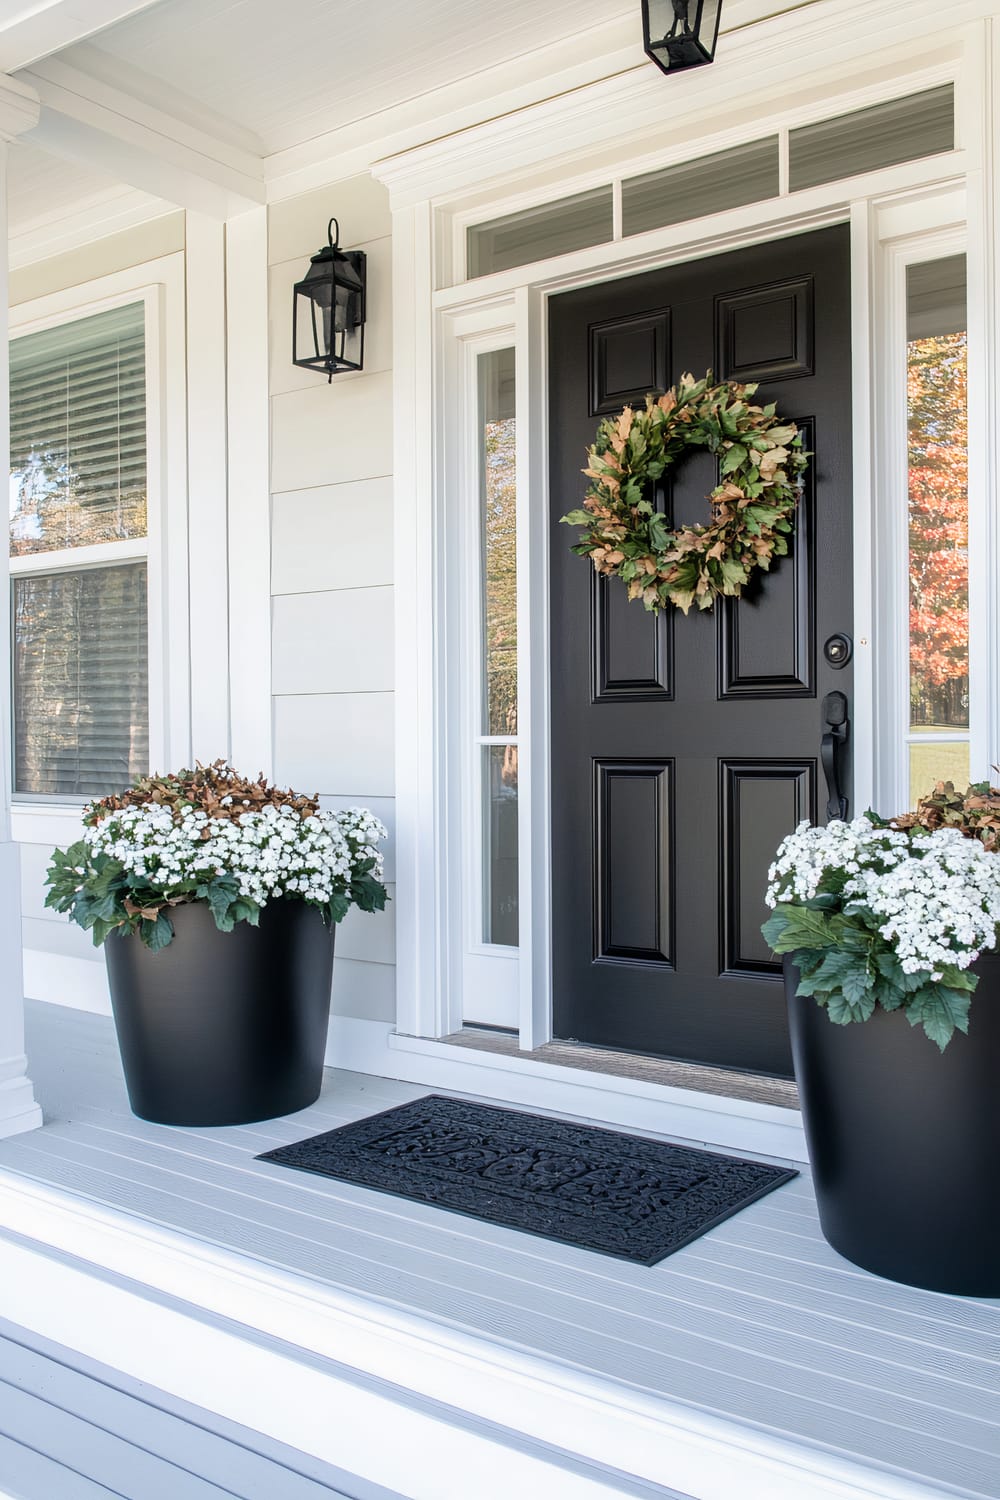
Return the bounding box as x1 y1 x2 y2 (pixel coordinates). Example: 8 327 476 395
381 18 993 1055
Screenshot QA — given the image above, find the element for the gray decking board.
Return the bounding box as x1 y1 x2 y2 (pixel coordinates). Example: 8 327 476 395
3 1001 1000 1500
0 1313 404 1500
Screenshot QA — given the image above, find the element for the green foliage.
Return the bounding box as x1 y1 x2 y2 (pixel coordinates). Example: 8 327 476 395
766 897 977 1050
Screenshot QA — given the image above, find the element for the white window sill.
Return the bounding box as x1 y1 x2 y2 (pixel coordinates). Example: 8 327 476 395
11 804 87 846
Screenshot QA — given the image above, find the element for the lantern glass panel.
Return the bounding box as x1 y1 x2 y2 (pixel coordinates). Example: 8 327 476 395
293 249 365 375
643 0 722 73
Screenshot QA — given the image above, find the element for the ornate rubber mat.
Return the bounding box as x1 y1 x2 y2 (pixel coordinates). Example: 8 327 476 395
258 1094 797 1265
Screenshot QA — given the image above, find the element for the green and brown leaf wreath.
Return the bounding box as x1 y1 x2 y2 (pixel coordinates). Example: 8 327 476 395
560 371 809 614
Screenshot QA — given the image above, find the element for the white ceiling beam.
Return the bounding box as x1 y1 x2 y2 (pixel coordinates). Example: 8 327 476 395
0 1 165 73
0 74 40 142
20 57 265 218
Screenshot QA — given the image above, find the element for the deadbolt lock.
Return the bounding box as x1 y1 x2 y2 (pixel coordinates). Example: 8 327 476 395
823 632 853 669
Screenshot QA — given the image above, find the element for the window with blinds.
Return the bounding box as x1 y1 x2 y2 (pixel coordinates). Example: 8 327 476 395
9 302 150 798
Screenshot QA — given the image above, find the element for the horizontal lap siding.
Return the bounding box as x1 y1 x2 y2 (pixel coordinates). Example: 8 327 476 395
269 174 396 1025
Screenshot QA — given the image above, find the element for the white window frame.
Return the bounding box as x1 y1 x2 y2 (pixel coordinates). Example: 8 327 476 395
444 318 522 1026
871 209 979 814
8 252 188 847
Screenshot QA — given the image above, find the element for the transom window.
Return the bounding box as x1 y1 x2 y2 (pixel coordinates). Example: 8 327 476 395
464 85 956 280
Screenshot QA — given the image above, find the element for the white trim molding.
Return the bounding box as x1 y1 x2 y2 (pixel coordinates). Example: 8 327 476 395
0 2 164 75
226 207 272 777
22 56 264 220
0 132 42 1139
0 75 39 143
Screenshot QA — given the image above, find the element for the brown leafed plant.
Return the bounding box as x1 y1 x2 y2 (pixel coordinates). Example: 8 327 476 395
890 780 1000 852
83 759 320 829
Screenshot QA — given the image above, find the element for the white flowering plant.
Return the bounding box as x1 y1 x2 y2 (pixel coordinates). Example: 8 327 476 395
45 762 388 952
762 808 1000 1050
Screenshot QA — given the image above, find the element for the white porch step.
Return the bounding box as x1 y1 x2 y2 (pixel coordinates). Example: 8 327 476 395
0 1227 692 1500
0 1310 404 1500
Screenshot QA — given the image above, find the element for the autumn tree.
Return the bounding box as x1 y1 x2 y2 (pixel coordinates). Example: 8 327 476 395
907 330 968 728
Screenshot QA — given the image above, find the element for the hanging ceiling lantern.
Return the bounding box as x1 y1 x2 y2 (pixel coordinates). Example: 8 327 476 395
642 0 722 74
292 218 366 380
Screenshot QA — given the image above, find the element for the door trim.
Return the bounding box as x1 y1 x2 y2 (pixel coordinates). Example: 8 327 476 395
405 182 977 1078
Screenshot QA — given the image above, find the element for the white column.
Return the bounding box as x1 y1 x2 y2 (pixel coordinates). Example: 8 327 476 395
0 76 43 1138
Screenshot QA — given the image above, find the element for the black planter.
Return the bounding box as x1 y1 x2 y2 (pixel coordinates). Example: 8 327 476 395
105 900 336 1127
786 953 1000 1295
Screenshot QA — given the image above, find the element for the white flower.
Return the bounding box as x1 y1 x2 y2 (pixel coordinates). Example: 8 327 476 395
767 819 1000 974
85 802 388 914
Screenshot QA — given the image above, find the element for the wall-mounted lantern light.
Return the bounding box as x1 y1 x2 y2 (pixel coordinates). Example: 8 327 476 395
641 0 722 74
292 218 366 380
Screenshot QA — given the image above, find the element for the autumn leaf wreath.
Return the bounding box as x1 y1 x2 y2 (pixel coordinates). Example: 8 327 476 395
560 371 809 614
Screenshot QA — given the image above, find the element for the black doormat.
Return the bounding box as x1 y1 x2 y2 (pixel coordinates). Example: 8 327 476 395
257 1094 797 1266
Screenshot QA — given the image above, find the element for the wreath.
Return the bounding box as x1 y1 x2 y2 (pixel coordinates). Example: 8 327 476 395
560 371 809 614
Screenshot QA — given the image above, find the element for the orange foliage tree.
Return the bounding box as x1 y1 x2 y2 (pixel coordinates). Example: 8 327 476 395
907 331 969 728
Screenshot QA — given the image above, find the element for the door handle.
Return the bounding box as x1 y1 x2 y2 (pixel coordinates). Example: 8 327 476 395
821 691 849 822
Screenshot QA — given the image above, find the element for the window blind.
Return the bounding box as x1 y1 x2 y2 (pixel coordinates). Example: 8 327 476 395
10 301 150 798
13 564 149 797
788 86 954 193
622 138 780 239
467 187 613 278
9 302 147 557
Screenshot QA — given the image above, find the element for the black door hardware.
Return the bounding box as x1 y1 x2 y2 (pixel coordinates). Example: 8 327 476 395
822 690 849 822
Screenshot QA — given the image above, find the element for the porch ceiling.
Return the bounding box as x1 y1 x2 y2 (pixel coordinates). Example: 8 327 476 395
53 0 635 155
1 0 830 243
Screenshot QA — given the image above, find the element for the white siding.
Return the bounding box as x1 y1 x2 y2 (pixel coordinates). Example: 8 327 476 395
271 479 393 595
269 173 396 1024
271 587 394 695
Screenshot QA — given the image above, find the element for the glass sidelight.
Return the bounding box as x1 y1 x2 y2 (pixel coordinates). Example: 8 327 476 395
905 255 969 803
477 348 518 946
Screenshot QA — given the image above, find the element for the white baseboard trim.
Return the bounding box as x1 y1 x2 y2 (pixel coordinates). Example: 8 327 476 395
0 1174 944 1500
329 1018 807 1163
22 969 805 1162
0 1081 42 1139
23 948 111 1015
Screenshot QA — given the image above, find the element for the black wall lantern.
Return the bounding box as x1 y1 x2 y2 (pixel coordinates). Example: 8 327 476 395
292 218 366 380
642 0 722 74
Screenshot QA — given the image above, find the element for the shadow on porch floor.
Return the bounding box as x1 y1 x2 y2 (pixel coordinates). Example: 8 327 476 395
0 1000 998 1500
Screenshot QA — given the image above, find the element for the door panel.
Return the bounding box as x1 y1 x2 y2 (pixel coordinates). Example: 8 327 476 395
548 226 852 1077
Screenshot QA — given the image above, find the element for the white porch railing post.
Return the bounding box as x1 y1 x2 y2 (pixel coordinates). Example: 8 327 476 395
0 76 43 1139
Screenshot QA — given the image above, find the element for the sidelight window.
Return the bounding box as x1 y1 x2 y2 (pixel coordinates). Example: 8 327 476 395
905 254 969 804
477 348 519 947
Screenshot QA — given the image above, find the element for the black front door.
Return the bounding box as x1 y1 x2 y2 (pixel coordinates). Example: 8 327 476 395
549 226 852 1078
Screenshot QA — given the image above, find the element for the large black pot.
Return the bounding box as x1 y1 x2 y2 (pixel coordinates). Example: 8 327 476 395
105 900 336 1127
786 953 1000 1295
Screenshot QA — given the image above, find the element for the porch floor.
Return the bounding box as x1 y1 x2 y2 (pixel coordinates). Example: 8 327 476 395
1 1000 999 1500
